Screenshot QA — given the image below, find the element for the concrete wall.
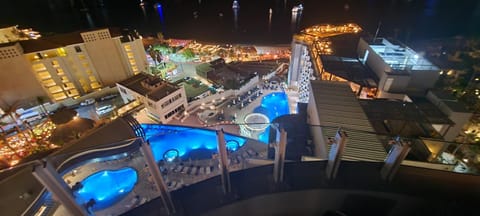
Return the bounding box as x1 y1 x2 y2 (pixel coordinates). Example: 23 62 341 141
444 111 472 141
149 87 188 122
288 43 305 86
0 45 47 109
408 69 440 92
114 38 148 75
307 90 327 159
63 44 103 94
84 39 130 86
426 91 472 141
381 73 411 93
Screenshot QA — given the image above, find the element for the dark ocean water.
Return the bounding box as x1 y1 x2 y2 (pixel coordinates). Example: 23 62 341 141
0 0 479 44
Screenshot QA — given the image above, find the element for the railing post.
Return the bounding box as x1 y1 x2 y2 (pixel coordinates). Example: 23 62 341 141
381 137 411 181
216 129 231 194
140 140 175 214
32 160 89 216
326 128 348 180
273 128 287 183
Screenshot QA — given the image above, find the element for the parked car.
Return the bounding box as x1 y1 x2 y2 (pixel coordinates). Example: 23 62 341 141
96 105 116 116
98 94 118 101
80 98 95 106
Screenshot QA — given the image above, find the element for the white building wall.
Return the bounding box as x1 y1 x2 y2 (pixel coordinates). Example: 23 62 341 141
288 43 304 85
63 44 103 94
0 43 47 108
117 83 188 123
307 90 328 159
151 88 187 122
81 30 131 86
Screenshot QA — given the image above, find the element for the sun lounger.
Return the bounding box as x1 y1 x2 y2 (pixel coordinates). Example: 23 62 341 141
181 166 190 174
206 166 211 175
247 149 257 157
174 165 183 173
190 166 198 175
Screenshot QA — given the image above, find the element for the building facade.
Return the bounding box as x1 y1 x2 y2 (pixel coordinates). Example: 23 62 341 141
357 38 440 96
117 73 188 123
0 28 147 108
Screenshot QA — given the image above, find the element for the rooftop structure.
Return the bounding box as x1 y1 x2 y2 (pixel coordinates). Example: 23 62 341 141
117 73 188 123
367 38 438 72
118 73 180 102
358 99 448 142
197 59 284 90
319 55 378 88
426 90 472 141
307 81 387 161
288 24 364 103
0 26 41 44
357 38 440 95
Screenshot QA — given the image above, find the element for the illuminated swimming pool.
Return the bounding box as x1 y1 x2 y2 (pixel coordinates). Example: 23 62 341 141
253 92 290 143
74 167 137 210
142 124 247 161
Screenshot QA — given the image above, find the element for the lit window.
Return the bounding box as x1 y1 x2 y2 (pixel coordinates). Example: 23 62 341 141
32 63 47 72
57 48 67 56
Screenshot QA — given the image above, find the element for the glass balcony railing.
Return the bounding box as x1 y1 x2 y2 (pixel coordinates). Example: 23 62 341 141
1 118 479 216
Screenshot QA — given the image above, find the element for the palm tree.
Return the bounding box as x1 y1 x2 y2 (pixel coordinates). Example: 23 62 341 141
0 100 29 141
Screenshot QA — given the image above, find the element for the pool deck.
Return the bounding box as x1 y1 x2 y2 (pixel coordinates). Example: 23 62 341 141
52 137 268 216
55 151 161 216
49 81 296 215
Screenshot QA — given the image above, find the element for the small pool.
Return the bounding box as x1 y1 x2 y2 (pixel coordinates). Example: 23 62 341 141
142 124 247 161
253 92 290 143
74 167 137 210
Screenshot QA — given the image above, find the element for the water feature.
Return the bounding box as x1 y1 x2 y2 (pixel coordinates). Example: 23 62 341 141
142 124 247 161
252 92 290 143
74 167 138 211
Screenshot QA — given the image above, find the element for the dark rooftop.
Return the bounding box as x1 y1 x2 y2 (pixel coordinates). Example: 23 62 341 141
328 33 365 58
320 55 378 88
409 97 455 124
359 99 447 138
429 90 470 113
204 60 283 90
443 100 470 113
17 28 122 53
118 73 180 101
430 89 457 101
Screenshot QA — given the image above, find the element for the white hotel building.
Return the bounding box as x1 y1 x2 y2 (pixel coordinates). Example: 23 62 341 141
116 73 188 123
0 28 147 108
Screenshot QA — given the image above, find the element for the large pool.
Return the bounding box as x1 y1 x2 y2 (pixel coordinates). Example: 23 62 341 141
253 92 290 143
142 124 247 161
74 167 137 210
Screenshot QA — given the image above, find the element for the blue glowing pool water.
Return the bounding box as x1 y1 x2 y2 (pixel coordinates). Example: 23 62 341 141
75 167 137 210
253 92 290 143
142 124 247 161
